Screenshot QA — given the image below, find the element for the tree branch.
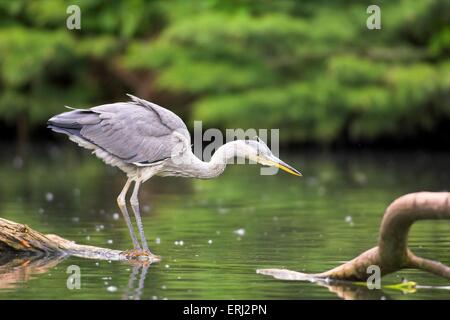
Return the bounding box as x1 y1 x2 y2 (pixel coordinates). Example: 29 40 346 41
258 192 450 281
0 218 159 263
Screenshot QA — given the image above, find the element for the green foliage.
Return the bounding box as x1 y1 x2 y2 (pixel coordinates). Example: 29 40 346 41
122 0 450 144
0 0 448 144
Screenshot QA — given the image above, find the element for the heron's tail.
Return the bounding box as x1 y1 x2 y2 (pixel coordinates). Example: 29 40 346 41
47 109 99 138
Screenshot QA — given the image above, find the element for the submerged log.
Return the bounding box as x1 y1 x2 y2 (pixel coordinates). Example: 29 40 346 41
0 218 160 263
258 192 450 281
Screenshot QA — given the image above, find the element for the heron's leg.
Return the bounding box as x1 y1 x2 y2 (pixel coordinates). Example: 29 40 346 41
130 179 151 252
117 178 141 250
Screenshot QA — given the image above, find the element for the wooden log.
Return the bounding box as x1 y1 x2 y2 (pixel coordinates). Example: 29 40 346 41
0 218 160 263
258 192 450 282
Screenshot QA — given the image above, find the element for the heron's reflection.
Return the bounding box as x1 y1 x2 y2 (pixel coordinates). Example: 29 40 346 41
122 263 150 300
0 253 152 299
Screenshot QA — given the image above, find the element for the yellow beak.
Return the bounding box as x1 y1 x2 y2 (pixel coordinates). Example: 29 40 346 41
275 161 302 177
264 157 302 177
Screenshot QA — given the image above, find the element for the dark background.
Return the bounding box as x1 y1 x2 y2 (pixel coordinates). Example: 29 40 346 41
0 0 449 149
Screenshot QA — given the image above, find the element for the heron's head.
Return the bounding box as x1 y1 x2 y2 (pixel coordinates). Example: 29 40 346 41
240 138 302 177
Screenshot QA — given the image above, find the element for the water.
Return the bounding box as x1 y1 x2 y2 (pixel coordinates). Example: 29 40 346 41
0 144 449 300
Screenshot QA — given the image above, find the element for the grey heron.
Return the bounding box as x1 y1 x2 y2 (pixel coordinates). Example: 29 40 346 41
48 95 301 258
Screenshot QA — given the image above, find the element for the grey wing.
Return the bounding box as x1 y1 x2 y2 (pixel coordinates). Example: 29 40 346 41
48 95 190 165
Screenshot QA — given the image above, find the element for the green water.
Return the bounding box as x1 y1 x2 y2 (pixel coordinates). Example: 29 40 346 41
0 144 449 300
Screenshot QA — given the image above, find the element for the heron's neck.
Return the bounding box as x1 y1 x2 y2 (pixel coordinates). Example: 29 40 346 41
186 141 243 179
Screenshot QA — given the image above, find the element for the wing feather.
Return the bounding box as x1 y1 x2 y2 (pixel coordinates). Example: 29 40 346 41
50 96 190 165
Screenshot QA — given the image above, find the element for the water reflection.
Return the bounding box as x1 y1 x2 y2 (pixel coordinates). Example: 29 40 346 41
304 277 397 300
321 281 391 300
3 251 447 300
122 264 150 300
0 252 152 300
0 254 67 290
0 251 392 300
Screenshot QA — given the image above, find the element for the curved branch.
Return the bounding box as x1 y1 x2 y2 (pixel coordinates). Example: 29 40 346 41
407 253 450 279
378 192 450 269
259 192 450 281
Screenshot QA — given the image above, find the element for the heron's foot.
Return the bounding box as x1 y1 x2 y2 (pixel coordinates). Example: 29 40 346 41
123 249 161 262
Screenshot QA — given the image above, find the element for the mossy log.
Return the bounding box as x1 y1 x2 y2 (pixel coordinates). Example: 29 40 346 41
258 192 450 281
0 218 160 263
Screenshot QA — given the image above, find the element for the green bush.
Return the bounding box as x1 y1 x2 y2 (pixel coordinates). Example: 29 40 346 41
0 0 448 145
